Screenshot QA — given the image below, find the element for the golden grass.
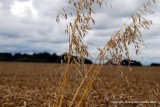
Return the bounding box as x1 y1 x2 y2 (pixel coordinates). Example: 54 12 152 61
55 0 157 106
0 62 159 107
0 0 158 107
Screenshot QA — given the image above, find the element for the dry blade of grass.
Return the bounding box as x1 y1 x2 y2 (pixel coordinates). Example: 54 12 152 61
55 0 157 106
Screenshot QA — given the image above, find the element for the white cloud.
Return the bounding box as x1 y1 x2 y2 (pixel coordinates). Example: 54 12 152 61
13 1 38 19
0 0 160 65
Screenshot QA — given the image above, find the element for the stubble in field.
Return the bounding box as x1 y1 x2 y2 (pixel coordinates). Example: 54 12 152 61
0 62 159 107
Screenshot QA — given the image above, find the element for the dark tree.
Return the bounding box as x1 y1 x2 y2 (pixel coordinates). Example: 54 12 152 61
0 53 13 61
121 59 142 66
150 63 160 66
47 53 60 63
0 52 92 64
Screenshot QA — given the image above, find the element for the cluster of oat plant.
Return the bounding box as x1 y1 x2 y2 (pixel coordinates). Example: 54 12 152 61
55 0 156 106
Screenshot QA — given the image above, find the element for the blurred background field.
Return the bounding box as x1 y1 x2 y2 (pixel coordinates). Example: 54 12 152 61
0 62 159 107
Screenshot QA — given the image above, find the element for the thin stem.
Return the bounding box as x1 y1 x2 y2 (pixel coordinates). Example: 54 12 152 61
58 1 80 106
115 1 146 35
69 0 151 106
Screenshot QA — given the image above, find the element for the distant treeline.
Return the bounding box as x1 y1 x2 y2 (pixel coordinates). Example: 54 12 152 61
0 52 92 64
150 63 160 66
106 59 143 66
0 52 159 66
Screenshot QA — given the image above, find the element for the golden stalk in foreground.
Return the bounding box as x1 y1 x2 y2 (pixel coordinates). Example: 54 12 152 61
56 0 157 106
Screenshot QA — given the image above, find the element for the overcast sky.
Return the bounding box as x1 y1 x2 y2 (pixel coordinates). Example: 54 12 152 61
0 0 159 65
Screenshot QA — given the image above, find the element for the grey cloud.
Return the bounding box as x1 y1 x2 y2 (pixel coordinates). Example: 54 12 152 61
0 0 160 65
0 0 13 9
32 0 67 18
107 0 137 17
0 0 13 16
0 36 68 54
16 0 29 2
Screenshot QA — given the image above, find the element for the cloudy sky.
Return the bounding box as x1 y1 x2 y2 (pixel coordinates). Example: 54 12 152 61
0 0 159 65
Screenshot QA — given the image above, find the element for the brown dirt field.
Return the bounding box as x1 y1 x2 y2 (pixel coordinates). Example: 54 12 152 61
0 62 160 107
